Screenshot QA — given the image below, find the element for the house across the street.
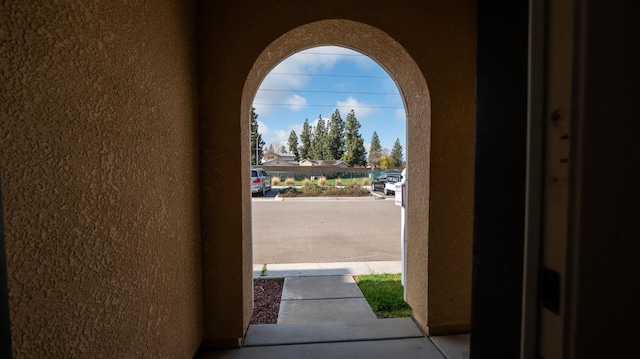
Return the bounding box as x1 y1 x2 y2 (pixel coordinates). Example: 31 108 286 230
299 159 350 168
261 152 298 166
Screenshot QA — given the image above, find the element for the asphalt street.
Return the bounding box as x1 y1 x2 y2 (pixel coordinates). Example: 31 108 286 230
251 196 401 264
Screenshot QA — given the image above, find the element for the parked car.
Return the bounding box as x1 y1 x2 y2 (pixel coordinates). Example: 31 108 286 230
383 173 403 195
251 168 271 196
371 172 403 195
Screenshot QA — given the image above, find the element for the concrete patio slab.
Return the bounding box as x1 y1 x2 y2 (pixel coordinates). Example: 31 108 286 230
281 276 363 300
278 297 376 323
200 337 445 359
243 318 424 347
430 334 470 359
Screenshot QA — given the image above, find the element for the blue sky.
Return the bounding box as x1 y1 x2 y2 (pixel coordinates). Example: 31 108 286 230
252 46 406 155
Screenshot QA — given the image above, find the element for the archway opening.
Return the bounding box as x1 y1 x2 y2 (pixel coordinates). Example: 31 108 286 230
248 45 408 323
250 45 406 259
240 19 440 333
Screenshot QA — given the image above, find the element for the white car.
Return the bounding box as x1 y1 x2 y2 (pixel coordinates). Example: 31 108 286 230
251 168 271 196
383 173 403 195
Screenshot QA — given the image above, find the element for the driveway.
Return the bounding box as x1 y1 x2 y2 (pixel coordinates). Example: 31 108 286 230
252 197 401 264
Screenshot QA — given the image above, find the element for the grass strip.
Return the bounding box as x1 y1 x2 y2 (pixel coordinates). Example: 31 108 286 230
354 273 412 318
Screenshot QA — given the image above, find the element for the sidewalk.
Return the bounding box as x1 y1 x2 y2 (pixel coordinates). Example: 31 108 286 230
253 261 401 278
278 275 377 323
240 273 438 358
201 263 470 358
253 261 417 344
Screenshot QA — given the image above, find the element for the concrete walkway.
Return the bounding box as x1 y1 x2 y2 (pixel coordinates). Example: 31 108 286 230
278 275 377 323
200 262 469 359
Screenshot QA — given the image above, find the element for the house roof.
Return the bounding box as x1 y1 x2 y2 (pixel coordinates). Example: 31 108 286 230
261 158 299 166
299 159 351 167
263 152 296 159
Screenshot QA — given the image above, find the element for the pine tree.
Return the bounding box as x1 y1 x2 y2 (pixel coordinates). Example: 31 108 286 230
342 110 367 166
288 130 300 161
250 106 265 165
299 118 312 160
310 115 331 159
391 138 404 168
328 109 345 160
368 131 382 167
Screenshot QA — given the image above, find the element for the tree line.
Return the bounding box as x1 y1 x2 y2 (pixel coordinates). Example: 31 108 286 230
251 107 404 168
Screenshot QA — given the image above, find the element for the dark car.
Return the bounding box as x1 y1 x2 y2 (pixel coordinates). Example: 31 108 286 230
371 172 402 195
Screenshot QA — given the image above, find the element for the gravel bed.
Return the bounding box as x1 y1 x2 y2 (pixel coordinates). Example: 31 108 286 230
250 278 284 324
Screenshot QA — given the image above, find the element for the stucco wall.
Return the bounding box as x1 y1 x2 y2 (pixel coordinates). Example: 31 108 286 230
0 1 202 357
198 0 475 342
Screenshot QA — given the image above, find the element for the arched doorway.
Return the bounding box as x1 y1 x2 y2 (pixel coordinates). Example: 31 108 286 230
199 16 475 346
242 18 463 334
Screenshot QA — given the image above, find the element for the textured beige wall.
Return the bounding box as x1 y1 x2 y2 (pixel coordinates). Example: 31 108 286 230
198 0 475 342
418 0 476 334
0 1 203 357
197 2 254 345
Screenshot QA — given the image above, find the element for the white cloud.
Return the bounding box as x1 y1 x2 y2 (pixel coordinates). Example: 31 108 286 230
254 46 369 114
254 46 356 116
286 94 307 111
288 123 304 137
252 46 395 146
258 121 289 147
302 45 375 71
252 91 307 116
395 108 406 121
336 96 377 118
293 46 362 73
261 46 353 90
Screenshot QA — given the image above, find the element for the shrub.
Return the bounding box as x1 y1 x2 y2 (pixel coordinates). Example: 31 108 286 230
335 177 343 186
302 183 323 195
279 183 369 197
318 176 327 186
324 184 370 197
279 187 300 197
302 178 311 186
285 177 295 186
362 178 371 185
271 177 280 186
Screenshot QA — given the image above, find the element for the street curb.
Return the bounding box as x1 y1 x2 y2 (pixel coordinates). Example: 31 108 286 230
276 195 384 201
253 261 402 278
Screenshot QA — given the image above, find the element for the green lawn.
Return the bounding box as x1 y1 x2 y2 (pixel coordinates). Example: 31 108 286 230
354 273 412 318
